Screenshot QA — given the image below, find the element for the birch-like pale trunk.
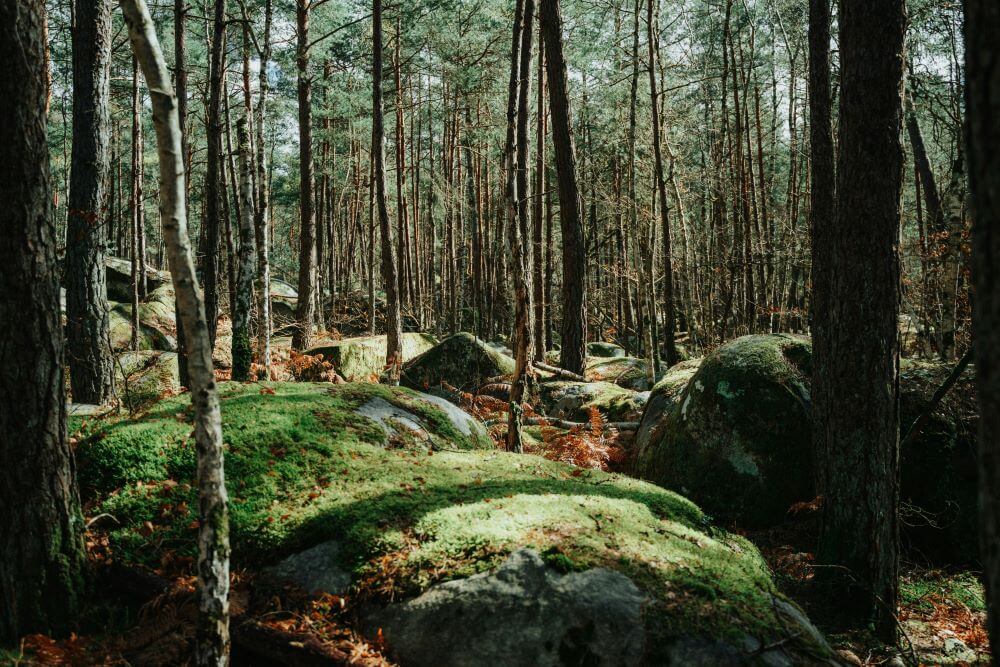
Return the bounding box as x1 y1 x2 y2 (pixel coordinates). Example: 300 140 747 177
118 1 230 664
232 117 257 381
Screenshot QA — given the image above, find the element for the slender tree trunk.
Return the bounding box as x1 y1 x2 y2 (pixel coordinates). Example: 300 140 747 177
67 0 114 404
293 0 316 350
120 3 230 664
964 0 1000 653
809 0 835 497
232 118 256 381
532 34 547 362
373 0 403 383
647 0 679 367
541 0 586 375
203 0 226 347
0 0 87 643
815 0 905 642
130 56 144 351
255 0 273 376
175 0 190 387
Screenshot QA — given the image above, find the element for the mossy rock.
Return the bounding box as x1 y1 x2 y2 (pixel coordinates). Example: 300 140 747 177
104 256 170 303
587 341 626 358
630 334 813 527
307 333 438 381
401 332 515 393
587 356 663 391
899 359 979 563
539 381 646 423
629 360 702 470
108 302 175 352
74 382 837 665
115 351 180 411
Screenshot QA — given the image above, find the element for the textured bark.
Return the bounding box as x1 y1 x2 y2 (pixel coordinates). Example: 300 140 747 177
964 0 1000 652
203 0 226 348
232 118 256 382
532 35 547 363
174 0 190 387
119 2 230 664
0 0 87 644
540 0 586 375
646 0 679 367
66 0 114 404
808 0 834 497
292 0 317 350
255 0 273 375
815 0 905 642
373 0 403 384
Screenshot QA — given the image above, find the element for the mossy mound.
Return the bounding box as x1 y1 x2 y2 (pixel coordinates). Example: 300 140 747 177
629 360 702 470
539 381 646 423
586 356 661 391
401 332 515 393
899 359 979 562
115 351 180 411
587 341 626 358
307 333 437 381
630 334 813 527
74 382 836 664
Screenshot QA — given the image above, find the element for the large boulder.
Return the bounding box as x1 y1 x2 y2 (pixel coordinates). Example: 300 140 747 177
587 341 626 358
306 333 437 381
539 380 646 423
586 356 661 391
115 350 180 410
402 332 515 393
629 359 702 469
110 284 178 353
104 256 170 303
76 382 838 666
630 334 813 527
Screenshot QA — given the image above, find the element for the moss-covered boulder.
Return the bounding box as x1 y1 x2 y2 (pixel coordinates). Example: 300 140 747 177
630 335 813 527
586 356 662 391
75 382 837 665
899 359 979 562
587 341 626 358
104 256 170 303
115 351 180 410
629 360 702 469
539 381 646 423
402 332 515 393
307 333 437 381
111 284 178 353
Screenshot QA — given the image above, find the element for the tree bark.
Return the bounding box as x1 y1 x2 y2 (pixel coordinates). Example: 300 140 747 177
66 0 115 404
174 0 190 387
808 0 835 497
232 118 256 381
373 0 403 383
815 0 905 642
119 2 230 664
0 0 87 643
964 0 1000 652
293 0 317 350
540 0 586 375
255 0 273 376
203 0 226 348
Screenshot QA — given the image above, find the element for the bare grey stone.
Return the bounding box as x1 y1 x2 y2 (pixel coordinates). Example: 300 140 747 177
266 541 351 596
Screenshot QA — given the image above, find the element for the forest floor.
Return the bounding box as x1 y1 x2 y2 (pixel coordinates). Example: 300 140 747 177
748 507 990 666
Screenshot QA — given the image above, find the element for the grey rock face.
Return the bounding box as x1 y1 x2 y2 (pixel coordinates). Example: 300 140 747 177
367 549 647 667
266 540 351 596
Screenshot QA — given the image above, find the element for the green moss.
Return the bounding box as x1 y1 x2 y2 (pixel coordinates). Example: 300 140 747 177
539 380 645 422
401 332 515 393
115 351 180 411
75 382 832 655
306 333 437 381
901 570 985 613
631 334 813 527
231 330 252 382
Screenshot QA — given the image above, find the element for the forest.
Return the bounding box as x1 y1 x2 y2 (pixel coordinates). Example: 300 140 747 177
1 0 999 664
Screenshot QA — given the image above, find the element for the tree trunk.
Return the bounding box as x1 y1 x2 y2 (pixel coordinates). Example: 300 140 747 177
174 0 190 387
203 0 226 348
808 0 835 497
373 0 403 384
293 0 316 350
232 118 257 381
532 34 547 363
120 2 230 664
541 0 586 375
964 0 1000 652
255 0 273 377
0 0 87 643
815 0 905 642
66 0 114 404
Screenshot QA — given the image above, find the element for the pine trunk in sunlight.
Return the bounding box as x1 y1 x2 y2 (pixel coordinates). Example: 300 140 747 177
293 0 316 351
119 1 230 663
540 0 587 376
232 117 256 382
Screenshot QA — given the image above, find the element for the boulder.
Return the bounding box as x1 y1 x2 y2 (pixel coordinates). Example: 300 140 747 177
104 256 170 303
586 356 661 391
539 380 646 423
115 350 180 410
630 334 813 527
402 332 515 393
75 381 838 666
587 341 626 358
306 333 437 381
630 359 702 469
